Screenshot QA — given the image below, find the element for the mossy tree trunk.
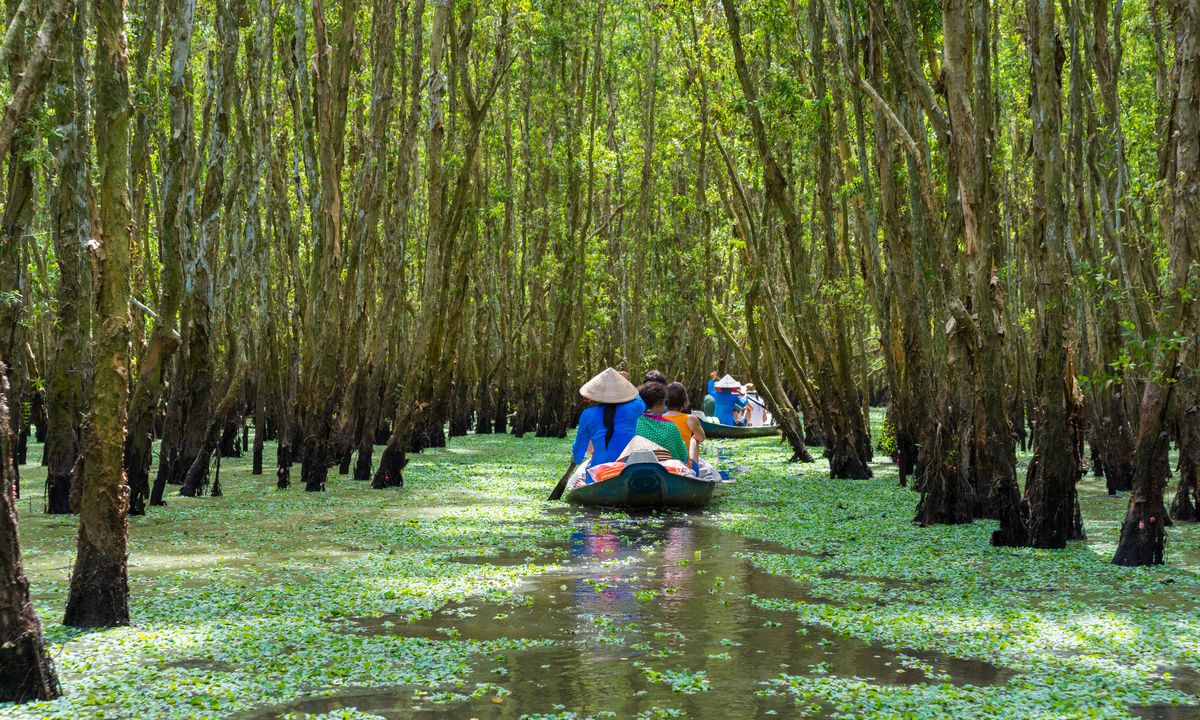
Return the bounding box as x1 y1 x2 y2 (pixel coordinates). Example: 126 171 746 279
1024 0 1086 548
64 0 133 628
1170 387 1199 521
941 0 1025 541
45 0 94 515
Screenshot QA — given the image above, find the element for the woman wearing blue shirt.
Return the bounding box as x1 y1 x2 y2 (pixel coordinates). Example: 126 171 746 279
571 368 646 467
711 374 748 425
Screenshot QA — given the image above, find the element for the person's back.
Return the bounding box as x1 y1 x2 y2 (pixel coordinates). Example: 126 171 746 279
633 382 688 462
663 382 705 466
712 390 747 425
571 369 646 467
664 412 692 446
609 400 645 458
635 415 687 462
574 399 645 465
746 392 770 426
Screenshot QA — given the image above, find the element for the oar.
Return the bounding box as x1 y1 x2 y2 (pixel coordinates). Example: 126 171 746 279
548 461 579 501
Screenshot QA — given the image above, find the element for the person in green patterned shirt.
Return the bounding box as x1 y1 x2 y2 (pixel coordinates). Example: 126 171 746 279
633 381 688 462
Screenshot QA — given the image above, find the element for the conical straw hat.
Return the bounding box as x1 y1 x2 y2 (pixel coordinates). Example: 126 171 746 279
714 373 741 390
579 367 638 403
618 436 671 461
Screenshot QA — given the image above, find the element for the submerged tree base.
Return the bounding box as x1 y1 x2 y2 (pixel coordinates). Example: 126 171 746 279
1112 503 1167 566
0 632 61 703
63 563 130 629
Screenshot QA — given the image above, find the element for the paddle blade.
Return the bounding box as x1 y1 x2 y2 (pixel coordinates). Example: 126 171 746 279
548 462 579 501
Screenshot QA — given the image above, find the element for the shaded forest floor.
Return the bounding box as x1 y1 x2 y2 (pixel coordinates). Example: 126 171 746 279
3 425 1200 719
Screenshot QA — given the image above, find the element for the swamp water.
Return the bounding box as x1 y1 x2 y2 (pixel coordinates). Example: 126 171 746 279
246 511 1008 719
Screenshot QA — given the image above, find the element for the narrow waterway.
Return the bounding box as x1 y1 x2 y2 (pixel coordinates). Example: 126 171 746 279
249 509 1008 719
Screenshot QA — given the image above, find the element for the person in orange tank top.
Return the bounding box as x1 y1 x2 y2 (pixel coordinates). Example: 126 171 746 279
663 382 706 469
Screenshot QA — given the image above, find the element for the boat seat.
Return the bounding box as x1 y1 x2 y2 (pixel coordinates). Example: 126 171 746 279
625 449 660 466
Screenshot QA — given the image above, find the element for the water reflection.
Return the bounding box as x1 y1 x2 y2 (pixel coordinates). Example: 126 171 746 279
249 512 1009 719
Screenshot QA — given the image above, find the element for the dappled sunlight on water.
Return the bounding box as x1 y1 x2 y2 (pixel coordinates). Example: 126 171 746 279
248 511 1009 719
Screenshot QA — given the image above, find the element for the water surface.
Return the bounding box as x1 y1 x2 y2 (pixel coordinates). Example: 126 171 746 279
248 511 1008 718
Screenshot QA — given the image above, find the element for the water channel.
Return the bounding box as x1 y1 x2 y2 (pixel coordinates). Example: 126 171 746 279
247 509 1010 719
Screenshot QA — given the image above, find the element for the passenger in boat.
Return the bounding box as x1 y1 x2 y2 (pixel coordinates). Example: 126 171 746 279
571 368 645 468
634 381 689 462
712 374 748 426
743 383 772 426
733 386 751 426
664 382 706 468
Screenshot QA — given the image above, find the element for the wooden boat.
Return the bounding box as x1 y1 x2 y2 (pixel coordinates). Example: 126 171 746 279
566 459 718 509
699 418 780 439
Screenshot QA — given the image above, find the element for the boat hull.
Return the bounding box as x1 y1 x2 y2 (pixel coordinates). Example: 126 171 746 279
699 419 780 439
566 462 717 508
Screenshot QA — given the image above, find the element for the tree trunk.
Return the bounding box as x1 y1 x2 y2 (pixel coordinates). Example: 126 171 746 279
129 0 192 497
937 0 1025 539
159 0 237 491
1170 386 1199 520
249 382 268 479
810 0 871 480
180 364 245 497
45 0 94 515
0 369 60 701
376 0 510 487
1096 384 1136 494
64 0 133 627
123 326 178 515
1024 0 1085 548
295 0 360 493
0 0 70 161
0 5 42 499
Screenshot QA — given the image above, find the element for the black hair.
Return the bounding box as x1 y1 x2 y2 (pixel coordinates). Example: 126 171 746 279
643 369 668 385
665 382 688 411
603 403 617 445
638 381 667 408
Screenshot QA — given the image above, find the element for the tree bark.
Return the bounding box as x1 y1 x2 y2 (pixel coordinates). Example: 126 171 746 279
0 368 60 701
1170 386 1199 521
64 0 133 628
0 0 70 162
44 0 94 515
939 0 1025 540
376 0 511 488
180 364 246 497
720 0 864 475
161 0 238 492
295 0 359 492
1024 0 1086 548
